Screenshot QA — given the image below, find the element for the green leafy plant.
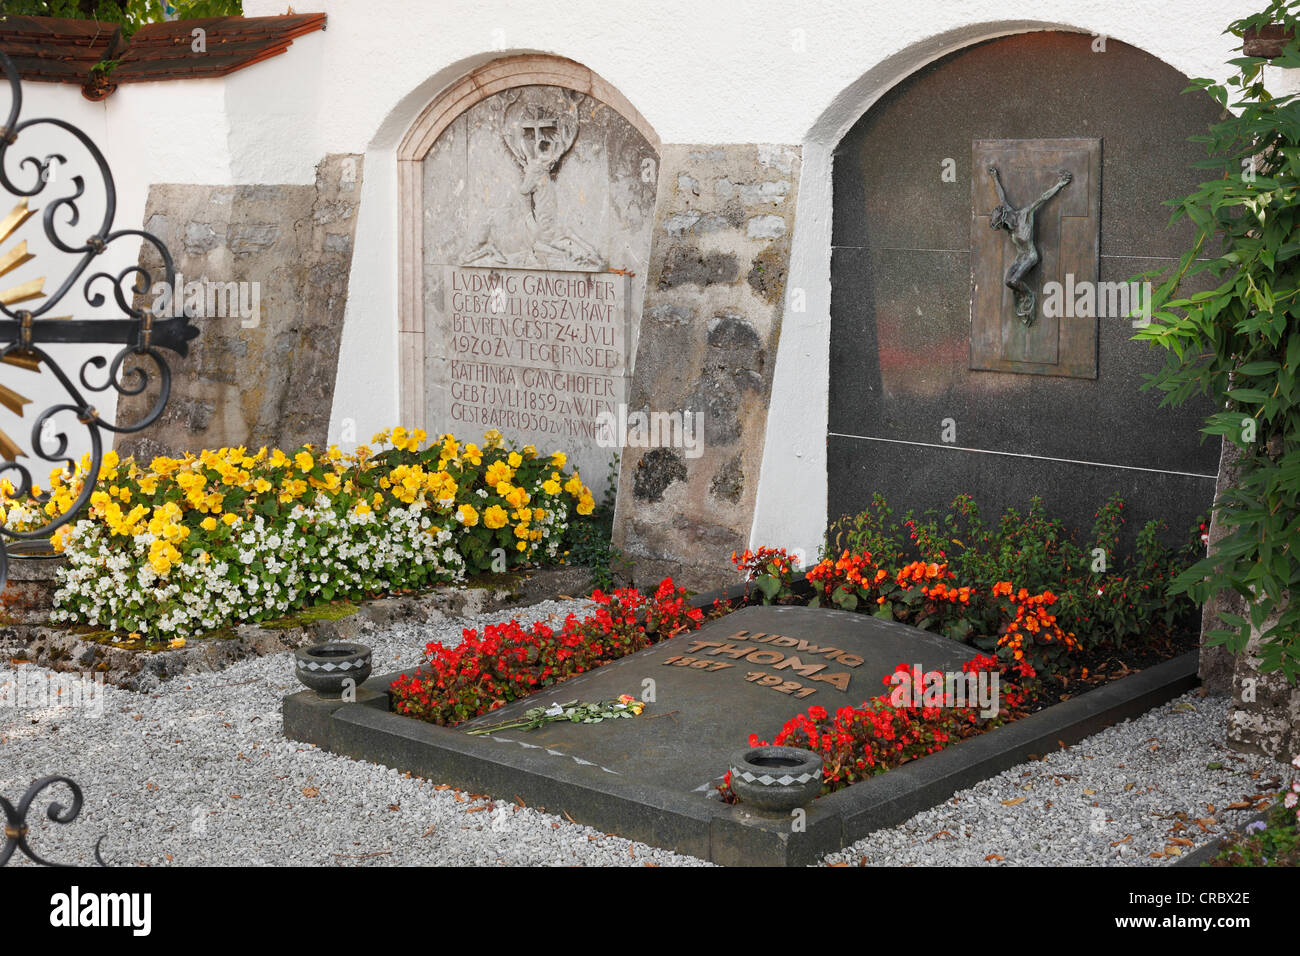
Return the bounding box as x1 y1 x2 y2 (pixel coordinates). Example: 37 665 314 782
561 452 629 590
1135 0 1300 679
6 1 244 34
826 493 1201 651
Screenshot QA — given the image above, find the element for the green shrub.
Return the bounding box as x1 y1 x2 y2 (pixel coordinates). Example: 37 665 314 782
826 492 1202 650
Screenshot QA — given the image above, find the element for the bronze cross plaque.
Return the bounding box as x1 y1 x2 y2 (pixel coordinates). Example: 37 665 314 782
969 138 1101 379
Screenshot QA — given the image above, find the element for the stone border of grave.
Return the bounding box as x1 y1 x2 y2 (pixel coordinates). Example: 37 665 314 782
0 556 593 692
283 583 1200 866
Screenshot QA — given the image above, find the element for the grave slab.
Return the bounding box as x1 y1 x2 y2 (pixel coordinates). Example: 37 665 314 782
283 602 1199 865
454 604 977 795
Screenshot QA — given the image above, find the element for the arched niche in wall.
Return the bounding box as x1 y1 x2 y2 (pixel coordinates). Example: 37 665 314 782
826 30 1224 549
397 55 660 483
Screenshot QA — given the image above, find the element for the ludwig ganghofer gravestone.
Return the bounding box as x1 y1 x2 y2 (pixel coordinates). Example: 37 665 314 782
458 605 976 796
420 84 656 481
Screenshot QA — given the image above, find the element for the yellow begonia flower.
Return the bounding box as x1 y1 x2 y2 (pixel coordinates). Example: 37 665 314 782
551 452 566 469
542 479 561 495
295 451 315 473
222 512 240 526
485 461 513 487
577 494 595 516
457 504 479 527
507 452 523 468
483 505 508 529
201 517 218 531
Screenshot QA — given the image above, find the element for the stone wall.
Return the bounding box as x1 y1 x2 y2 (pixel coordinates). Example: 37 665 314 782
116 154 363 460
612 144 800 590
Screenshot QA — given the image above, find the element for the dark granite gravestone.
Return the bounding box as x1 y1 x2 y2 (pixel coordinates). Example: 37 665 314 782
456 604 976 794
829 31 1225 549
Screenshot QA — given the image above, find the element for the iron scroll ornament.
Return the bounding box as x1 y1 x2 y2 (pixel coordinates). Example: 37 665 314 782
0 775 108 867
0 48 197 590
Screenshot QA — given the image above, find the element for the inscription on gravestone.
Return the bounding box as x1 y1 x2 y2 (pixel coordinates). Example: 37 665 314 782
458 605 976 796
443 265 629 451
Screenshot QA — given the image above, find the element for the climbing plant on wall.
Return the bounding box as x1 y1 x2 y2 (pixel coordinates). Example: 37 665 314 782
1138 0 1300 680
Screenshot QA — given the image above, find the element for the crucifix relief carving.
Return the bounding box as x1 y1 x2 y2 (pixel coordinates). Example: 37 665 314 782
461 94 602 270
969 138 1101 380
987 164 1072 325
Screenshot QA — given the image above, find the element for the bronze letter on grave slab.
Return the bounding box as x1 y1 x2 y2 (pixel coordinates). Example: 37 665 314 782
969 138 1101 379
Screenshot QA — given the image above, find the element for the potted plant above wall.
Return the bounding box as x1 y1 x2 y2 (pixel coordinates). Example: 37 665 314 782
81 59 119 101
1243 22 1296 56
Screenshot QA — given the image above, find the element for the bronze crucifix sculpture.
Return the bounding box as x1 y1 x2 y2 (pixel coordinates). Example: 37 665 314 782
987 165 1072 325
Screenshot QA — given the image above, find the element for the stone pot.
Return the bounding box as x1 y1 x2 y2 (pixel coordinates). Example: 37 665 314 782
729 745 823 813
294 642 372 698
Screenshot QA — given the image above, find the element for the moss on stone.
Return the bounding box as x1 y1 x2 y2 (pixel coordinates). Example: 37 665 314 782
258 600 360 630
462 570 525 593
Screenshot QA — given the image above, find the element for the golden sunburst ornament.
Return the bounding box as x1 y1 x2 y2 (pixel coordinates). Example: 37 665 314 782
0 197 44 460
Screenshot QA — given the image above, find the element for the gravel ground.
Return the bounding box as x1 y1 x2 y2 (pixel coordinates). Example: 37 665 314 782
824 692 1287 867
1 596 1287 867
1 597 709 867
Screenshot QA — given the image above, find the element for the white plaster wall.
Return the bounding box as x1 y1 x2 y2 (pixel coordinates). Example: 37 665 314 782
7 0 1262 541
